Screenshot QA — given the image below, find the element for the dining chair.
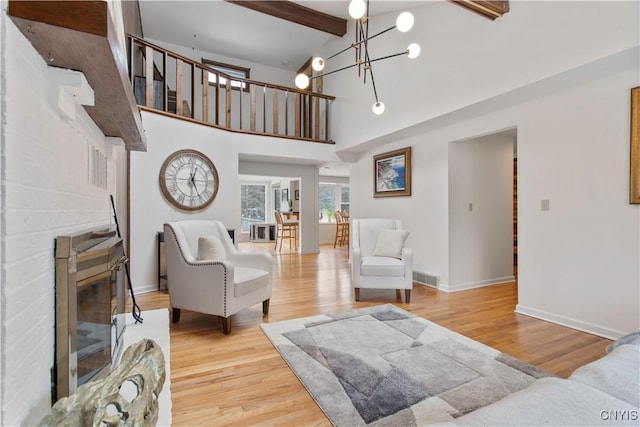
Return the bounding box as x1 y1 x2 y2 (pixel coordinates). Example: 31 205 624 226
274 211 298 251
334 210 349 248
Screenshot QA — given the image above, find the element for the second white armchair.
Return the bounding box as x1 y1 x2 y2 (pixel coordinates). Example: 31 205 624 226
351 218 413 303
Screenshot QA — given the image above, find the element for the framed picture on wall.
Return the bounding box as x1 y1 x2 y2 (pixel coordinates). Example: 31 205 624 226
373 147 412 198
282 188 289 202
631 86 639 204
295 190 300 200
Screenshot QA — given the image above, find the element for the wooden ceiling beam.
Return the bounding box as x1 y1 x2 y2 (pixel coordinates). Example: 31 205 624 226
449 0 510 20
225 1 347 37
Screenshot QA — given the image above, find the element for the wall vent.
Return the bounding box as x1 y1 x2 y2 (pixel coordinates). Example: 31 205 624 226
88 145 108 189
413 270 439 287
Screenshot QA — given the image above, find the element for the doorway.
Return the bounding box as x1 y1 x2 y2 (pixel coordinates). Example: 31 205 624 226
448 129 517 290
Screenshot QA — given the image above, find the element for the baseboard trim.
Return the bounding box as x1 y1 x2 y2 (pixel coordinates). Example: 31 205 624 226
439 276 514 292
413 281 437 289
136 283 162 294
515 304 627 340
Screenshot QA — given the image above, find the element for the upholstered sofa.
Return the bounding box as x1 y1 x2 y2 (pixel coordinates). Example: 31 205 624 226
445 332 640 426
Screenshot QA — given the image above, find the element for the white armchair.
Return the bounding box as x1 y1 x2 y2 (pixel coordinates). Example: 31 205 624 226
351 218 413 302
163 220 273 334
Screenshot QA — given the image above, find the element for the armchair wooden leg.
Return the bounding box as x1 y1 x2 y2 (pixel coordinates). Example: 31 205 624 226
263 299 270 315
405 289 411 304
396 289 401 299
222 317 232 335
172 308 181 323
355 288 360 301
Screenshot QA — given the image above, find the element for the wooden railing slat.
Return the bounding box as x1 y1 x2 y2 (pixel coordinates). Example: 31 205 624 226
284 90 289 136
262 85 266 132
250 85 256 132
145 46 153 108
324 98 329 142
314 96 320 140
162 51 167 111
239 81 243 130
215 72 220 126
273 88 279 134
202 69 209 122
176 58 184 116
190 64 195 119
295 92 301 138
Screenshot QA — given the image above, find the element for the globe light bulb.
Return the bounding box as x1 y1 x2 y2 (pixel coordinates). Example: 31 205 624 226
396 12 414 32
372 101 385 115
312 57 325 72
407 43 421 59
348 0 367 19
295 73 310 89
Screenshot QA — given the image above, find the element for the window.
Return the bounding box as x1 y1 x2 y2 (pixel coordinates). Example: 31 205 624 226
274 188 281 211
240 184 266 233
202 58 249 91
340 186 350 213
319 184 349 222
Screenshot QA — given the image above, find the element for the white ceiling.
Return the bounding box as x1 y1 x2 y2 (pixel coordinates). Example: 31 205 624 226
139 0 425 72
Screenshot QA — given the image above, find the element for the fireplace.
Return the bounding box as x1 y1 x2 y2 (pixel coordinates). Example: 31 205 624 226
54 226 127 401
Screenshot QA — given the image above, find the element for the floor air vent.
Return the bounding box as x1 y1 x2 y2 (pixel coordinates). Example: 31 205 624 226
413 271 439 287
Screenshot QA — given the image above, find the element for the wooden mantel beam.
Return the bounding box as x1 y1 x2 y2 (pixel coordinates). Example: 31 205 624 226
225 1 347 37
449 0 510 20
8 0 147 151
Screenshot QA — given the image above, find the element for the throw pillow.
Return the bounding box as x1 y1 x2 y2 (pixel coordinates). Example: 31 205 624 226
197 235 227 261
371 229 410 259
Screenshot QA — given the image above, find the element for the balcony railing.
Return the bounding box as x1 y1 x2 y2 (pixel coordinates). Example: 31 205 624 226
127 35 335 144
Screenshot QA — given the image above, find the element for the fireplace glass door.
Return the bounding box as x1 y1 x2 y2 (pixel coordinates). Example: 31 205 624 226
76 271 113 386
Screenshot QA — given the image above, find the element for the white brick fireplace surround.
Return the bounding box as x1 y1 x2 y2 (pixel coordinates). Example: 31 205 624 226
0 11 128 425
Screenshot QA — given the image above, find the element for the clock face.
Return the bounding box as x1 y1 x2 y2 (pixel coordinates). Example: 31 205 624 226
159 149 219 211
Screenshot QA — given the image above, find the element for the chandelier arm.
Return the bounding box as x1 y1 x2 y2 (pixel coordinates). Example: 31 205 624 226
357 20 363 78
367 51 407 63
309 50 408 83
369 66 379 102
325 25 396 61
310 62 363 80
360 23 368 84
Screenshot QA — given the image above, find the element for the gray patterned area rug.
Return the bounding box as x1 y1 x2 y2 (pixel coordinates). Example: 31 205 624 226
261 304 552 426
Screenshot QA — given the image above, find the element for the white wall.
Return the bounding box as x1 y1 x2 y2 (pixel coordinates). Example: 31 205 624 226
349 47 639 338
129 111 341 292
324 1 639 152
515 66 640 338
0 12 124 425
448 133 515 290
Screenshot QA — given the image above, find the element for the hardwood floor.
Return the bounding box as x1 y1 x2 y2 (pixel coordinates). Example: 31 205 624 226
134 243 612 426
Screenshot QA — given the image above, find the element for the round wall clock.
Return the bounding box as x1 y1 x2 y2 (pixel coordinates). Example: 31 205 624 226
159 149 219 211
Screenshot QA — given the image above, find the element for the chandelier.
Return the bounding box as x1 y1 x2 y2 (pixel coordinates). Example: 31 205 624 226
295 0 420 115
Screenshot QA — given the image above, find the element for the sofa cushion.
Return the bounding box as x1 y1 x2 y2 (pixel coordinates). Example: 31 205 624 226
452 377 639 426
234 267 269 297
569 343 640 407
361 256 405 277
371 229 410 259
197 235 227 261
